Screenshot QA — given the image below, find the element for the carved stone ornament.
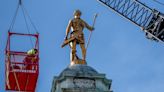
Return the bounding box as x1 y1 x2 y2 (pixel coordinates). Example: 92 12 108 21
73 78 95 88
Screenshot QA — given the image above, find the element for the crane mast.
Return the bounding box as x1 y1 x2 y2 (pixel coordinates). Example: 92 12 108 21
98 0 164 42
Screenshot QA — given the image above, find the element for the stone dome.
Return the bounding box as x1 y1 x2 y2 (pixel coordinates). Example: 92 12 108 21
59 64 98 77
51 64 112 92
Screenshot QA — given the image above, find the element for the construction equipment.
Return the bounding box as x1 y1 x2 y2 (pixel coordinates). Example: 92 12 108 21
97 0 164 43
5 0 39 92
5 32 39 92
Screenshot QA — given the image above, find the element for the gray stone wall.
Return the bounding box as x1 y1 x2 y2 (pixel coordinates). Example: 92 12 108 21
51 64 112 92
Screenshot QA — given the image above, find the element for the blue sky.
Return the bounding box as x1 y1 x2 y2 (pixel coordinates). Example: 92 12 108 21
0 0 164 92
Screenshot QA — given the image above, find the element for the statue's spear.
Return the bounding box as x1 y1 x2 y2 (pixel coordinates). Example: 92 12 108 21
86 13 98 50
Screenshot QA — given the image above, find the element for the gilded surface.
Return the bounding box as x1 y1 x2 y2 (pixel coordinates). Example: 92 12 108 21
62 10 94 64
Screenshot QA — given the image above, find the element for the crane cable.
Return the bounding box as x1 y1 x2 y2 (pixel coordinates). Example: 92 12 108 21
21 5 34 48
8 0 38 48
9 2 19 31
20 0 38 33
22 5 39 33
9 0 38 32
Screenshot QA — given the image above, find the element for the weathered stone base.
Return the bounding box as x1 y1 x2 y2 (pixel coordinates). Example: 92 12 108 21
62 88 112 92
51 64 112 92
62 88 96 92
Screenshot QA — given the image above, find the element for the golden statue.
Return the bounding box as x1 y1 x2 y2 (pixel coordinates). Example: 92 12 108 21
62 10 94 64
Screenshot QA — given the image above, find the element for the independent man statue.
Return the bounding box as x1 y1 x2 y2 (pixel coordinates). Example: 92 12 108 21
62 10 94 64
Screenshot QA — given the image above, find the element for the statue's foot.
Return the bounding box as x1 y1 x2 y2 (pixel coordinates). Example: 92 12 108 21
81 59 87 65
70 59 87 65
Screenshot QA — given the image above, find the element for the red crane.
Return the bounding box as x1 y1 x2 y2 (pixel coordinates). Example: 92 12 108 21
5 0 39 92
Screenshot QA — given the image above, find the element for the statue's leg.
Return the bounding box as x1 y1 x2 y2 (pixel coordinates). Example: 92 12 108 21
80 43 86 61
70 40 76 61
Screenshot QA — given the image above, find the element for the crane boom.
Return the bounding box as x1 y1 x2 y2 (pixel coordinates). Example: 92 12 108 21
98 0 164 42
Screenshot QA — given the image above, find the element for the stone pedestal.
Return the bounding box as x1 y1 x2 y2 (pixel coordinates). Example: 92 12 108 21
51 64 112 92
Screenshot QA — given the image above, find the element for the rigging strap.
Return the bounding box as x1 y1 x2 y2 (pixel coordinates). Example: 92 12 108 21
8 0 38 48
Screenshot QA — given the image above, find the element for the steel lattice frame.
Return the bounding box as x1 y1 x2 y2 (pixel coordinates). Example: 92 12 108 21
98 0 164 43
98 0 154 28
